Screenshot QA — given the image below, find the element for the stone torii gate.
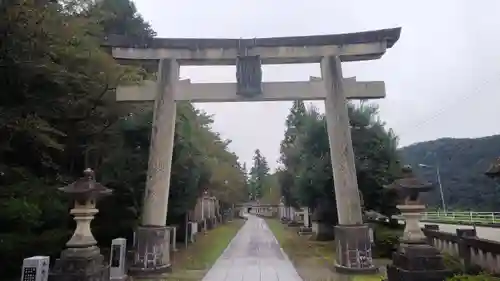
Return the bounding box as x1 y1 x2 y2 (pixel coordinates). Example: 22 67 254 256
105 27 401 275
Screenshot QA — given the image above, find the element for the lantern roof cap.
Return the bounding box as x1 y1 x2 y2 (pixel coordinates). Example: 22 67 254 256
59 168 112 196
485 157 500 178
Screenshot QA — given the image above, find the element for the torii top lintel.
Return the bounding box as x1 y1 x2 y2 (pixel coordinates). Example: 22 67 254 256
103 27 401 65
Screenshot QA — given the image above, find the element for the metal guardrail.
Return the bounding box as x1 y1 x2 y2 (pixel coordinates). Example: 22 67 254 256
422 211 500 224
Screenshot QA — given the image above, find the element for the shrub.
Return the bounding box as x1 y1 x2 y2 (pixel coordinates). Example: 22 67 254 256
372 224 401 258
442 253 488 276
443 253 465 274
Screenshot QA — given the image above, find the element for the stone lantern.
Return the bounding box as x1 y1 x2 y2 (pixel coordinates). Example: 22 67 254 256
485 157 500 179
386 165 451 281
50 168 112 281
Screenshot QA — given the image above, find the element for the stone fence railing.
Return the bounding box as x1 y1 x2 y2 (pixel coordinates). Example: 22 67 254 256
422 224 500 274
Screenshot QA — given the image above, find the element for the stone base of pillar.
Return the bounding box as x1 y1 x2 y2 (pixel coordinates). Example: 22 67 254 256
206 218 214 229
287 220 302 227
198 219 206 233
386 243 452 281
311 221 335 241
298 226 313 236
128 226 171 276
50 246 109 281
334 224 378 274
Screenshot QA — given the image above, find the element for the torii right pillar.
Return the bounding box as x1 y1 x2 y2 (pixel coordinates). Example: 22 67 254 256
322 56 377 273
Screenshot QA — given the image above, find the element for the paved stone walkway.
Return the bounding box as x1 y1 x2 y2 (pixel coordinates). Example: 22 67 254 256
202 215 303 281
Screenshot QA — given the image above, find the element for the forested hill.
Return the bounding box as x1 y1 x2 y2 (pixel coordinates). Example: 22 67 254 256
399 135 500 211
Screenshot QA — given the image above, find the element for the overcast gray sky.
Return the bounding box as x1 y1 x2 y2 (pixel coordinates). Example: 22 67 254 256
134 0 500 170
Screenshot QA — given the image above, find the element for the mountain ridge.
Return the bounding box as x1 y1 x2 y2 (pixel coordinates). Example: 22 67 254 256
399 134 500 211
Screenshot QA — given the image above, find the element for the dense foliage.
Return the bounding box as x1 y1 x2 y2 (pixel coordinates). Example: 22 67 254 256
0 0 246 277
372 224 402 259
400 135 500 211
248 149 271 200
277 101 402 223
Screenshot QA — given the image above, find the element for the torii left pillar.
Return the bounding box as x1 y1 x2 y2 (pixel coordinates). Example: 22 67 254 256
322 56 376 273
129 59 178 275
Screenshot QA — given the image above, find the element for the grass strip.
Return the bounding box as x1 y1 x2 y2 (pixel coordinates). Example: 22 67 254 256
266 219 388 281
162 219 245 281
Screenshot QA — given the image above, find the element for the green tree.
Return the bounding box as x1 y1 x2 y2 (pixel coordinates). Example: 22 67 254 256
349 102 401 215
249 149 270 200
88 0 156 39
0 0 247 278
0 0 142 276
278 100 307 206
279 102 401 224
260 172 281 204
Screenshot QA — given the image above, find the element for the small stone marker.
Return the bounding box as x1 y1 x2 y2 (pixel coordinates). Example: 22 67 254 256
22 256 50 281
110 238 127 281
368 227 374 244
191 222 198 242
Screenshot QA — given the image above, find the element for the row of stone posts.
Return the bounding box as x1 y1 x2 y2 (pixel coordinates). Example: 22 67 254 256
190 192 223 233
279 202 312 233
252 206 275 217
202 195 219 230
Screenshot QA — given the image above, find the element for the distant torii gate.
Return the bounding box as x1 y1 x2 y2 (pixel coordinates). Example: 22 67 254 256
105 27 401 275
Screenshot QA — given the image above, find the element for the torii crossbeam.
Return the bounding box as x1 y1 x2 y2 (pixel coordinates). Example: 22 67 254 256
117 77 385 103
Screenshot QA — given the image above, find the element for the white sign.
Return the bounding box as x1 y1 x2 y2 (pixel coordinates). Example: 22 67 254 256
110 238 127 281
21 256 50 281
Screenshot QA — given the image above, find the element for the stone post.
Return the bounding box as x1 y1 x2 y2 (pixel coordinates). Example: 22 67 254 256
211 198 216 226
208 197 214 229
201 195 205 229
170 227 177 252
304 208 310 228
213 198 218 224
299 207 313 235
321 56 375 273
456 228 477 270
206 198 211 229
210 198 214 217
50 169 112 281
130 59 178 275
190 222 198 242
